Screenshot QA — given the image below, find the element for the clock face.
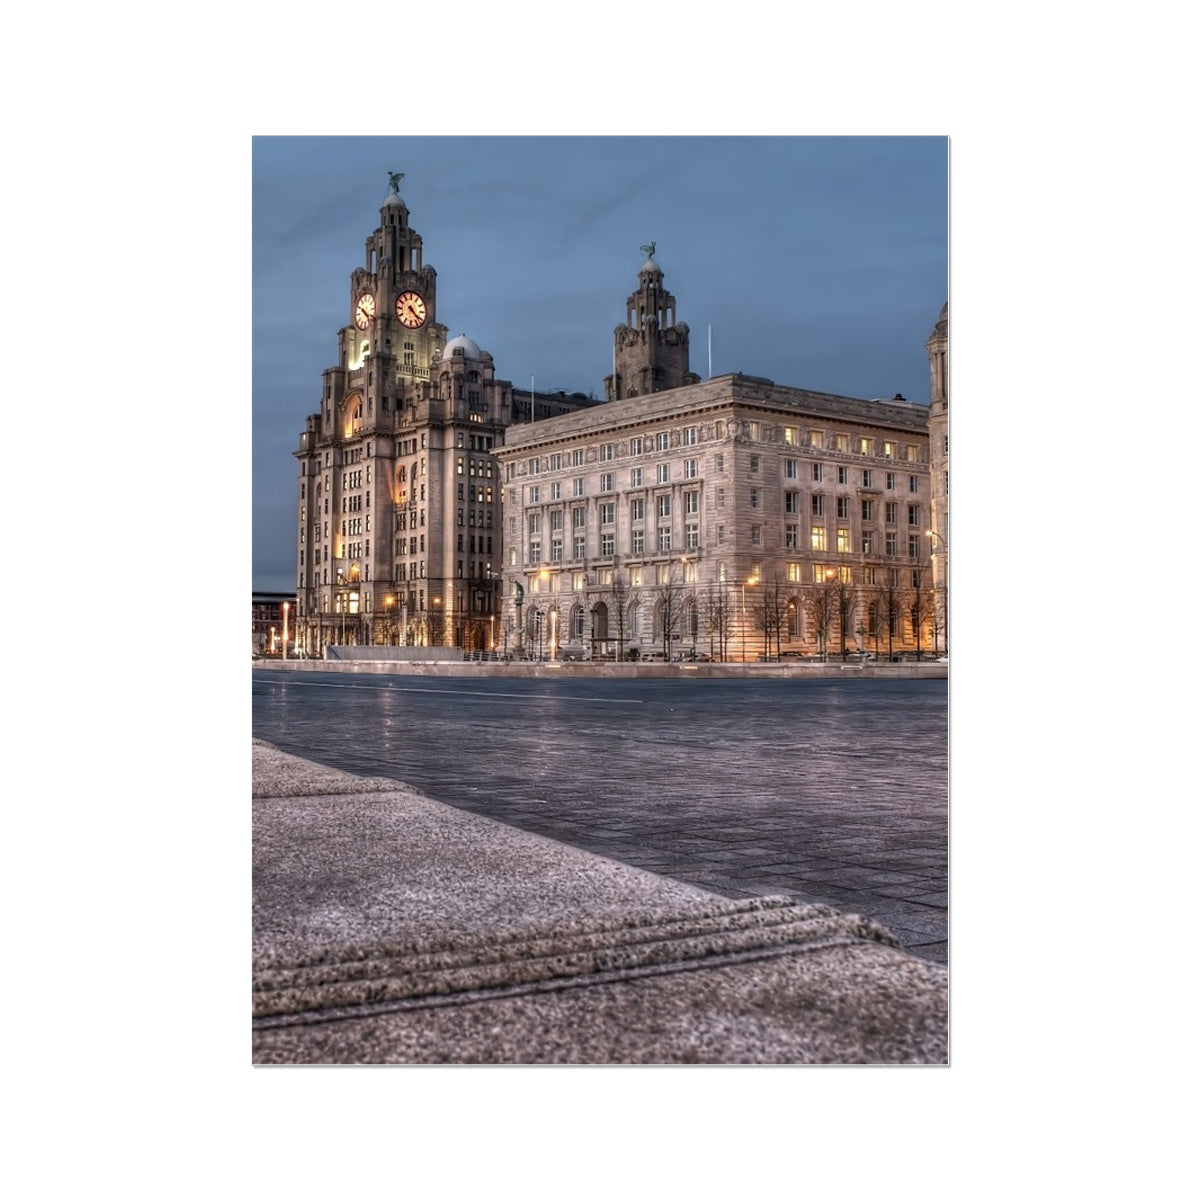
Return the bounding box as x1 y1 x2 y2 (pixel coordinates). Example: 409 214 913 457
354 293 376 329
396 291 427 329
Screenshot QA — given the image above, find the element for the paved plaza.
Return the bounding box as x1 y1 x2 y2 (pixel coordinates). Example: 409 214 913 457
252 671 947 964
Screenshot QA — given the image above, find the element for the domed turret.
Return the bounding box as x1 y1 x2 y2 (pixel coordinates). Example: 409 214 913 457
443 333 483 360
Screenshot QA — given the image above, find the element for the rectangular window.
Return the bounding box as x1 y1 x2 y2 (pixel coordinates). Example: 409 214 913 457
528 485 540 504
837 496 849 519
837 466 848 485
601 533 615 555
862 532 874 554
573 535 586 559
834 434 849 453
785 491 800 515
656 463 670 484
656 432 670 451
572 449 584 467
550 540 563 563
657 495 671 519
684 491 700 515
861 470 872 488
750 525 762 547
908 533 921 558
886 502 898 524
630 497 645 521
631 529 645 554
658 528 672 552
886 532 898 557
811 526 826 552
683 426 697 445
716 488 725 508
784 426 798 446
784 459 798 479
550 509 564 532
859 437 873 455
630 436 643 455
549 453 563 471
573 477 585 497
883 441 896 460
812 494 824 516
685 526 699 550
750 488 760 509
785 525 798 549
715 453 725 472
906 445 920 463
549 482 561 500
529 542 542 564
528 458 540 475
528 513 541 535
808 430 823 448
861 499 875 521
788 562 802 582
572 507 586 528
684 459 697 479
630 467 643 487
596 443 613 461
837 528 851 553
717 525 726 543
909 475 920 494
908 504 921 525
812 462 823 482
886 472 896 490
750 454 760 473
600 502 615 525
600 473 613 492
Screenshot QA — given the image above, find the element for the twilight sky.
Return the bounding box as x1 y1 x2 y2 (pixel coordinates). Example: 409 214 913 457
253 135 948 592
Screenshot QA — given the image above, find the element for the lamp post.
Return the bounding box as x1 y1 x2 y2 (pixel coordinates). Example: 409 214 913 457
740 574 758 662
383 594 395 646
432 595 442 647
282 602 289 661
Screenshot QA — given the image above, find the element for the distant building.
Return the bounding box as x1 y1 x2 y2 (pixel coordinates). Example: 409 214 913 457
252 592 295 656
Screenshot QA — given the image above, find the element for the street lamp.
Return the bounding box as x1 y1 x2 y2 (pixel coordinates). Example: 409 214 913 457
282 602 289 661
740 574 758 662
432 595 442 647
383 594 395 646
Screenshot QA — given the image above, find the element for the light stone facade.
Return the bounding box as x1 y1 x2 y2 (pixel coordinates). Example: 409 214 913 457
496 373 936 662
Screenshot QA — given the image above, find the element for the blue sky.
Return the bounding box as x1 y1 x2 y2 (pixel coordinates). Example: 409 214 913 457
253 135 947 592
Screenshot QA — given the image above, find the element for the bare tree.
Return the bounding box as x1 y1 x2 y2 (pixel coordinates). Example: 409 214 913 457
871 573 905 661
804 576 838 661
701 581 733 661
654 563 686 658
760 575 790 659
832 573 856 660
610 567 629 661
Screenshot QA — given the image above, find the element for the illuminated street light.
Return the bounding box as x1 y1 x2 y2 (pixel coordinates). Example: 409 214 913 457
740 574 759 663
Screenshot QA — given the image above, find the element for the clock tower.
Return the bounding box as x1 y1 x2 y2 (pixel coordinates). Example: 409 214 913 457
604 244 699 402
294 173 513 655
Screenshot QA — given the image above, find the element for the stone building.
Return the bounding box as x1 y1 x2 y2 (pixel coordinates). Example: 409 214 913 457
496 368 935 662
292 177 598 654
925 303 949 654
292 173 502 652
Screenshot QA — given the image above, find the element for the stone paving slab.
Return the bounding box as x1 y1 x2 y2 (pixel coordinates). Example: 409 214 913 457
252 740 948 1064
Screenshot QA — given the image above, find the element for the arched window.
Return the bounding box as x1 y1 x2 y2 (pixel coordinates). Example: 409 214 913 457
572 605 586 641
592 601 609 641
